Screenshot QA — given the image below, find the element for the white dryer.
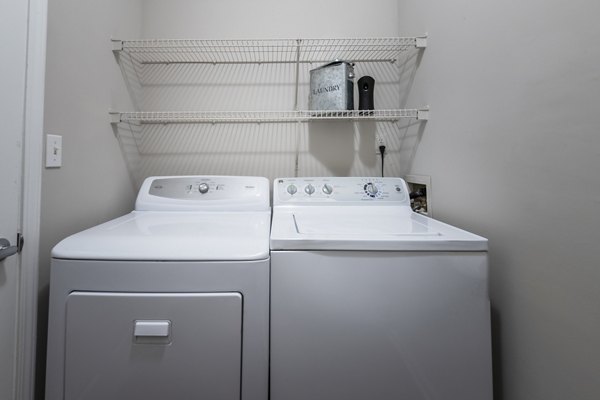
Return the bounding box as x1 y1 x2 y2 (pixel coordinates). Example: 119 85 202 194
46 176 270 400
270 177 492 400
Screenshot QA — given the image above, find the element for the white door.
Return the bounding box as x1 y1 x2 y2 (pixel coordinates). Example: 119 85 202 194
0 0 30 398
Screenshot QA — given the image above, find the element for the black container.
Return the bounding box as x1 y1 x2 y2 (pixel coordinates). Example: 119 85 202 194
358 76 375 113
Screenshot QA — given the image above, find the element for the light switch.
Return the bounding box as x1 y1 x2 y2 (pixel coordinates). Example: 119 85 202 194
46 134 62 168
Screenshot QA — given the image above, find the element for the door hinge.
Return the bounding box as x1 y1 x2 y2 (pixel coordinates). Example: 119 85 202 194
17 233 24 252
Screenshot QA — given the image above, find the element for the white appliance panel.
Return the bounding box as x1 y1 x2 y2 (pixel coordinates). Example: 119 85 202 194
270 177 492 400
270 251 492 400
274 177 410 205
46 259 269 400
65 292 242 400
46 176 271 400
52 210 271 260
137 175 270 211
270 178 487 251
271 208 486 251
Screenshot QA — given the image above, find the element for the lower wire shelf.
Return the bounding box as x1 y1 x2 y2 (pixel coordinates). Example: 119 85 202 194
110 109 429 124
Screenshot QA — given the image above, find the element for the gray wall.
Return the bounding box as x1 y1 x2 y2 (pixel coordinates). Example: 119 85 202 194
38 0 142 397
397 1 600 399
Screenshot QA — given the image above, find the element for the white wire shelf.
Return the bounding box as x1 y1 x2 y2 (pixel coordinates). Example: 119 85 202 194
110 109 429 124
112 37 427 65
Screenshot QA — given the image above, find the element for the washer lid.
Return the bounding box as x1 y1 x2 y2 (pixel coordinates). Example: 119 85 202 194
270 206 487 251
52 210 271 261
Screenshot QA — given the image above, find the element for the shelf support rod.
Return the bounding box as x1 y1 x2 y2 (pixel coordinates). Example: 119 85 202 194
293 39 302 111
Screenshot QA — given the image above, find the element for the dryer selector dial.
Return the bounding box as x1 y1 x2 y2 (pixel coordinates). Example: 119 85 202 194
322 184 333 195
304 184 315 195
198 183 210 194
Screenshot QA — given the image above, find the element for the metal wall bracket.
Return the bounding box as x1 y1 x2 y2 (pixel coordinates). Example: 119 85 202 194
111 39 123 52
109 111 121 124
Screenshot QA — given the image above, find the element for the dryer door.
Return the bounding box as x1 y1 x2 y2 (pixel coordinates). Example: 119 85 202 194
64 292 242 400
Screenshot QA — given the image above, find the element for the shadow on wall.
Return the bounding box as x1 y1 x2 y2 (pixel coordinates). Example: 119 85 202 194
397 46 424 109
114 51 143 111
112 121 300 188
112 117 427 187
308 121 356 176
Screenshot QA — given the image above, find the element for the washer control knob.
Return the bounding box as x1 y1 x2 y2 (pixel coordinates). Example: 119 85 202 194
287 184 298 195
304 184 315 195
198 183 210 194
365 183 378 196
322 184 333 195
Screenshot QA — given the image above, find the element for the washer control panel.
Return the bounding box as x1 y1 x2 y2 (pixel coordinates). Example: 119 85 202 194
274 177 410 205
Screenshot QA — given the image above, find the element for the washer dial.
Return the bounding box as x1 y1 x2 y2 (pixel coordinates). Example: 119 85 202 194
287 184 298 195
364 182 379 198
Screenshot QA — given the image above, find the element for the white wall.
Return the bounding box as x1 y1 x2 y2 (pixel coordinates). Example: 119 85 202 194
141 0 399 39
113 0 413 186
397 1 600 399
38 0 142 397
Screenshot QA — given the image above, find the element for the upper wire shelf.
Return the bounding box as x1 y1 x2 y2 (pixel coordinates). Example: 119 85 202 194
112 37 427 65
110 109 429 124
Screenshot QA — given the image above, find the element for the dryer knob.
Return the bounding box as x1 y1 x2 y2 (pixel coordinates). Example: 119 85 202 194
304 184 315 195
322 184 333 195
198 183 210 194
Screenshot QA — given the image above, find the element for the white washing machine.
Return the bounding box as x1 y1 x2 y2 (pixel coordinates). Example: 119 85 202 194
45 176 270 400
270 177 493 400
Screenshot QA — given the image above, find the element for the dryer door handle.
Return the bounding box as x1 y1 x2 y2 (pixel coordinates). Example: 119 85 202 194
134 320 171 337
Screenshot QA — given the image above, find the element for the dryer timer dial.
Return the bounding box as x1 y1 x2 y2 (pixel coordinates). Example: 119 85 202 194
198 183 210 194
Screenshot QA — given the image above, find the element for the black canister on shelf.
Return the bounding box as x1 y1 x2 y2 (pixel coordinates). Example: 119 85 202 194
358 76 375 114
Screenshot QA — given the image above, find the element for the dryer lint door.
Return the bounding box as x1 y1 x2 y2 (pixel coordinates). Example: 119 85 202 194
64 292 242 400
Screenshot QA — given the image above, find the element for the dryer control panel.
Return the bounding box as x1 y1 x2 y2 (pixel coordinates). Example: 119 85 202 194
136 176 270 211
274 177 410 206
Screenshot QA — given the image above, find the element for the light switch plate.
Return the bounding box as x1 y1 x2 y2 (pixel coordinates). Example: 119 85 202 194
46 134 62 168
